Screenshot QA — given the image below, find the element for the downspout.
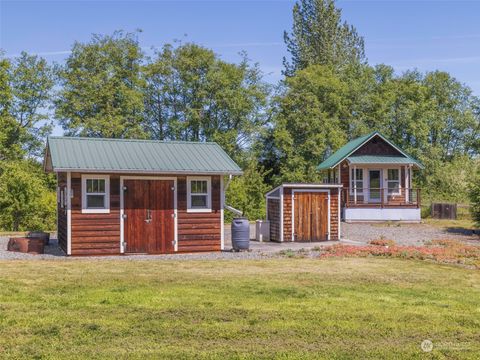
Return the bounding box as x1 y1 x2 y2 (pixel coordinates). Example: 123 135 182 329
224 174 243 216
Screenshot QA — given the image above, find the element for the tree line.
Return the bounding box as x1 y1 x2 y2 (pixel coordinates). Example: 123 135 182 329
1 0 479 230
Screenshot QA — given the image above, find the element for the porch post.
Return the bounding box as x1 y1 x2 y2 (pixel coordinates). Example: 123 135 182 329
337 165 341 185
353 165 357 205
405 165 409 203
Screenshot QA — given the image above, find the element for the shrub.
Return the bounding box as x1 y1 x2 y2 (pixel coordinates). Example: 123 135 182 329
469 169 480 228
321 240 480 268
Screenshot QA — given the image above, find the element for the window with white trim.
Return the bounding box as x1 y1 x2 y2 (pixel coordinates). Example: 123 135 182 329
387 169 400 195
82 175 110 213
350 168 364 194
187 177 211 212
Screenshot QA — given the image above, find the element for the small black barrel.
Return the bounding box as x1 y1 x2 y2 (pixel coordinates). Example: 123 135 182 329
231 218 250 251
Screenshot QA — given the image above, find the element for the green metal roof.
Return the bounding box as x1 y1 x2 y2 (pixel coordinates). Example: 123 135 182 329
347 155 422 166
317 131 423 170
45 137 243 175
317 131 376 170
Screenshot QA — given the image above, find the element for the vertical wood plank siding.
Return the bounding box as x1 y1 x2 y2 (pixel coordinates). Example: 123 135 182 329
70 174 121 255
57 172 68 253
267 198 281 242
177 176 221 252
269 186 340 242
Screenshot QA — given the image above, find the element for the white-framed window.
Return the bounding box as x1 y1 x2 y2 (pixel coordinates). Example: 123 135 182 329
187 176 211 212
387 169 400 195
350 168 364 194
81 175 110 214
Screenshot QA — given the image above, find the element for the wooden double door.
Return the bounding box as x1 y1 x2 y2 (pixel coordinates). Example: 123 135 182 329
124 180 175 254
294 191 329 242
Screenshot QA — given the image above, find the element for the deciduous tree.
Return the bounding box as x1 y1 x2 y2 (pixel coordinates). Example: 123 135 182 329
56 31 145 138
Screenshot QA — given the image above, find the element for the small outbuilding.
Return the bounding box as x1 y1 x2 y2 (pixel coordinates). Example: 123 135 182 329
266 184 342 242
44 137 242 256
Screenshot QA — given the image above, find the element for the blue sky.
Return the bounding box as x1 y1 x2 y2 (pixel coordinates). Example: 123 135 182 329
2 1 480 112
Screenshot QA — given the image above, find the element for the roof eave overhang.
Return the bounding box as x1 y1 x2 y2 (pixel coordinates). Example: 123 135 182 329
318 132 424 170
346 160 424 169
51 168 243 176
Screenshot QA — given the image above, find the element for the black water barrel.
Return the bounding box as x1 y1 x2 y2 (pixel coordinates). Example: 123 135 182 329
232 218 250 250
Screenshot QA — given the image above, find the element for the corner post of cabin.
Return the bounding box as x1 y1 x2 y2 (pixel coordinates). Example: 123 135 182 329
353 164 357 205
66 171 72 256
337 165 341 185
220 175 225 250
405 165 409 204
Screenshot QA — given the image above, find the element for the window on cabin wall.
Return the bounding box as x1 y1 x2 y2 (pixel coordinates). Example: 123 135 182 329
387 169 400 195
187 177 211 212
350 168 364 194
81 175 110 213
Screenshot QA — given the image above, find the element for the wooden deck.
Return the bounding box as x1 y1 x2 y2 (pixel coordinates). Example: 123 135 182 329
342 188 421 208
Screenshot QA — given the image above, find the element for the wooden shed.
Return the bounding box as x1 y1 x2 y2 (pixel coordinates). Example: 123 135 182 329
265 184 342 242
44 137 242 256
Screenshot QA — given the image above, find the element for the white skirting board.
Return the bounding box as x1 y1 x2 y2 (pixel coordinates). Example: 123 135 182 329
344 208 421 222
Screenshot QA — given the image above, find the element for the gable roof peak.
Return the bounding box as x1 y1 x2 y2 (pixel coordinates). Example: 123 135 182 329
317 131 423 170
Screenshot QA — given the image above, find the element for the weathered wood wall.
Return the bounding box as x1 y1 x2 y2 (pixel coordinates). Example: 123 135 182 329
267 198 281 242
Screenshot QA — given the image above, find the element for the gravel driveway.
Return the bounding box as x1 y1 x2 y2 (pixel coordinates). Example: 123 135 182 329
342 222 479 246
0 222 478 260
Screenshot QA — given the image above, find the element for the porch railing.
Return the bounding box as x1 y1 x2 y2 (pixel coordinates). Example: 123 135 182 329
343 188 421 208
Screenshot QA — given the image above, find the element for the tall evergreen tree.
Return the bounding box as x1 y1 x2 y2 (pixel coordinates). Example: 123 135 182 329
283 0 366 75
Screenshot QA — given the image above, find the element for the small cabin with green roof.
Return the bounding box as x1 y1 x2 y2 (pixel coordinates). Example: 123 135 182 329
317 131 423 222
44 137 242 256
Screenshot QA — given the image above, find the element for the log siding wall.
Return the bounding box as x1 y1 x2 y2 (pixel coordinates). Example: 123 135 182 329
57 173 222 256
70 174 121 255
177 176 221 253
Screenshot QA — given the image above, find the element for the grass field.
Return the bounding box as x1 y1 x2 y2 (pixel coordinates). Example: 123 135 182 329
0 258 479 359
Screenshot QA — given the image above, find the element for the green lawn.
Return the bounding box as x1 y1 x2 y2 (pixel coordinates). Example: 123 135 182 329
0 258 479 359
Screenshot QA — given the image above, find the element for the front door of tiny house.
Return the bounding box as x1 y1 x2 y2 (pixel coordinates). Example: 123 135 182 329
368 169 382 203
293 191 329 241
123 179 175 254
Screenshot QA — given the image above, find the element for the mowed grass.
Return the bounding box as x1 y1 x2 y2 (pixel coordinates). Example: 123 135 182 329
0 258 479 359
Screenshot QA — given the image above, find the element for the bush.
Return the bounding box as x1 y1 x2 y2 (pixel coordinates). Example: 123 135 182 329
321 240 480 268
469 170 480 228
0 160 56 231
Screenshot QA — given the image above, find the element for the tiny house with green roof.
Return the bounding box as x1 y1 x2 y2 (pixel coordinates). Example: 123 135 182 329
44 137 242 256
317 131 423 222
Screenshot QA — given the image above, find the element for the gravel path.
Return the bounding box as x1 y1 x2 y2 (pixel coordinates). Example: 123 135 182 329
1 222 478 260
342 222 479 246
